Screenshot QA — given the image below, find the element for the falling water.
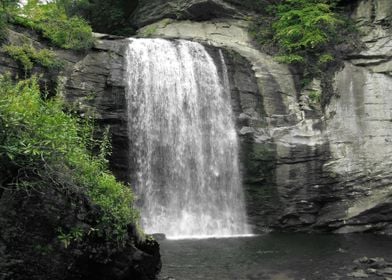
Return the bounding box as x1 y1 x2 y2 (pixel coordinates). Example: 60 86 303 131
125 38 251 239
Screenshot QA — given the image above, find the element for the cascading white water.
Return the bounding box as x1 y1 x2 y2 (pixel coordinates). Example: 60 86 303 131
125 38 252 239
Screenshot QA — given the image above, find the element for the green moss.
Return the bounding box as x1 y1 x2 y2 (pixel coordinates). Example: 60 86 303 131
0 74 141 242
140 25 158 38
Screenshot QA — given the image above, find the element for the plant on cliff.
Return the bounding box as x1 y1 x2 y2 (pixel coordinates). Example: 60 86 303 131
0 74 141 242
2 43 62 74
13 0 94 50
57 0 138 36
250 0 354 85
0 0 18 41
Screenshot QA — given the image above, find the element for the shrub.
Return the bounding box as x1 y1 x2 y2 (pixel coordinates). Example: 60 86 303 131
250 0 350 85
13 1 94 50
0 0 19 42
0 74 140 242
2 43 62 73
40 16 94 50
0 13 7 42
272 0 342 63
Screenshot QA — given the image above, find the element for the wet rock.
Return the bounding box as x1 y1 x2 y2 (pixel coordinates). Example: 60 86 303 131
62 37 131 183
131 0 245 28
376 268 392 276
347 269 369 278
135 8 392 234
152 233 167 241
351 257 392 280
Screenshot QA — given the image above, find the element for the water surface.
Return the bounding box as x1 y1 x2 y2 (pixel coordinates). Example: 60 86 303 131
160 233 392 280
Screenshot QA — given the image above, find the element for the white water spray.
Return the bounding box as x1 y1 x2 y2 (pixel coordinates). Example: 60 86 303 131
125 38 251 239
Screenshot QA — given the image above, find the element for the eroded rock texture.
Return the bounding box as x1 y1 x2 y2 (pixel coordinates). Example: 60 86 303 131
41 0 392 235
62 35 131 182
135 0 392 234
131 0 245 28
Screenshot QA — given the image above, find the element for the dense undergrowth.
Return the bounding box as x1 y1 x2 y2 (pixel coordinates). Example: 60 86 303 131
12 0 94 50
0 0 144 246
0 74 141 243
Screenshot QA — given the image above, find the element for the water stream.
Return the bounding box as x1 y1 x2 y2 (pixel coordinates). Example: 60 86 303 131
124 38 251 239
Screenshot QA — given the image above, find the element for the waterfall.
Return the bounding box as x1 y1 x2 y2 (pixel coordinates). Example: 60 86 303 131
125 38 251 239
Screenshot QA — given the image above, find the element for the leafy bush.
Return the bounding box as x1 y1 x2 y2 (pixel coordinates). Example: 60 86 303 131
40 16 94 50
2 43 62 73
308 90 321 104
250 0 351 84
0 74 140 242
0 0 19 41
13 0 94 50
273 0 342 63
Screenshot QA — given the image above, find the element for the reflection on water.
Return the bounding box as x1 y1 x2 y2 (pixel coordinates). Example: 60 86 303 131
160 233 392 280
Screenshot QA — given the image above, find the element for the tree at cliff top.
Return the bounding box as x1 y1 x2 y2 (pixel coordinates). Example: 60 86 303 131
58 0 139 36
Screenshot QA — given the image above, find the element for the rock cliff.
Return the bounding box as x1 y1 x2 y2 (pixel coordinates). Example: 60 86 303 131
2 5 392 274
131 0 392 234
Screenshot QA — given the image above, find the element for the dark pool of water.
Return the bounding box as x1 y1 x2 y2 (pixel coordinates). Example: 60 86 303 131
159 233 392 280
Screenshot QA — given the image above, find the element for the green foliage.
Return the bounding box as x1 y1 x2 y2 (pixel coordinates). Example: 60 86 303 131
0 12 7 42
273 0 342 58
0 74 140 242
141 25 157 38
59 0 138 36
13 0 94 50
308 90 321 104
0 0 19 17
0 0 19 41
2 43 62 73
57 227 84 248
41 16 94 50
250 0 350 84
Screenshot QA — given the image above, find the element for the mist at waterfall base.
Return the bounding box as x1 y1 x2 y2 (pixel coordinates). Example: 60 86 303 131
125 38 251 240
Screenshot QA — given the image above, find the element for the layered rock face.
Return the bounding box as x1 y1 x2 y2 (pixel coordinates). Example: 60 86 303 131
131 0 246 28
49 0 392 235
62 35 131 183
4 4 391 266
133 0 392 234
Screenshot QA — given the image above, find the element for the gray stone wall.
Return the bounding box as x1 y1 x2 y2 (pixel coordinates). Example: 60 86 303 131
133 0 392 234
